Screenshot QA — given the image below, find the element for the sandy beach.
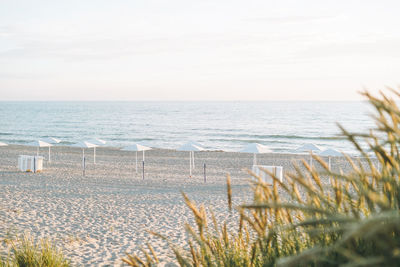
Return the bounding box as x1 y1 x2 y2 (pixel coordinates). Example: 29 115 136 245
0 145 351 266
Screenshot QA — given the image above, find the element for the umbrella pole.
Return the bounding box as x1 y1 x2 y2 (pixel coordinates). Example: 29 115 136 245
310 151 313 168
204 163 206 183
94 147 96 164
49 146 51 162
82 148 85 176
253 153 257 166
135 151 138 174
192 151 194 169
37 146 39 156
143 151 145 180
328 157 331 170
189 152 192 177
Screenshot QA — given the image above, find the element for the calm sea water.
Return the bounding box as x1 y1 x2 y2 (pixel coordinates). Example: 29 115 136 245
0 101 375 154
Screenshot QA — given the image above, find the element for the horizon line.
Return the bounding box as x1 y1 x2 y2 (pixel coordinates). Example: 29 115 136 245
0 99 367 102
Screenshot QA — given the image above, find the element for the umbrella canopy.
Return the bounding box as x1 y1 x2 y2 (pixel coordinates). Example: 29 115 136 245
319 148 342 157
27 140 52 147
88 138 107 146
123 144 152 152
41 137 61 144
71 141 98 149
240 143 272 154
27 140 52 157
122 143 152 177
177 142 205 177
296 143 322 152
187 141 203 147
0 142 8 146
240 143 272 166
177 142 205 152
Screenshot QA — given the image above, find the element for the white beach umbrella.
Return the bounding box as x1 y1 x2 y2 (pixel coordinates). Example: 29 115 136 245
177 142 205 177
122 143 152 176
40 137 61 162
26 140 52 160
319 148 342 170
187 141 203 147
71 141 98 176
41 137 61 144
296 143 322 152
71 141 98 158
240 143 272 166
88 138 107 164
319 148 342 157
89 138 106 145
0 141 8 146
296 143 323 167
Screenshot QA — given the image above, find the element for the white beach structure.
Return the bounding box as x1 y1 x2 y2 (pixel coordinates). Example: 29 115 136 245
122 143 152 175
26 140 52 161
319 148 342 170
296 143 322 167
177 142 205 177
240 143 272 166
88 138 107 164
40 137 61 162
0 141 8 147
41 137 61 144
71 141 98 176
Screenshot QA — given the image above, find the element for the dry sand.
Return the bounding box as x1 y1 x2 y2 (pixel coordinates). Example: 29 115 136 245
0 145 351 266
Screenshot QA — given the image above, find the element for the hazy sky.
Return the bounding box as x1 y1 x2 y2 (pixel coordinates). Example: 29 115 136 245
1 0 400 101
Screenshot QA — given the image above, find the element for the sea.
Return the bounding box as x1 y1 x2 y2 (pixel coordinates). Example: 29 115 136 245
0 101 376 154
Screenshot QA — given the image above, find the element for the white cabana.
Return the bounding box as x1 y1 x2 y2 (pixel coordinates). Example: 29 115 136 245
40 137 61 162
0 142 8 147
71 141 98 176
240 143 272 166
177 142 205 177
88 138 107 164
295 143 322 167
122 143 152 176
319 148 342 170
26 140 52 160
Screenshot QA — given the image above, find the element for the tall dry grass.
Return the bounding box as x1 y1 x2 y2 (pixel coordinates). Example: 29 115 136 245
0 234 70 267
124 89 400 266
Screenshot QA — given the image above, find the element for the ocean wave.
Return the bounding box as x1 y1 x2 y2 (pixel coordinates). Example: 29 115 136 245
208 138 295 145
108 137 157 142
205 133 345 141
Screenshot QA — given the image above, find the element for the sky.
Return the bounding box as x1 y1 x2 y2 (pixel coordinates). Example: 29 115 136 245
0 0 400 101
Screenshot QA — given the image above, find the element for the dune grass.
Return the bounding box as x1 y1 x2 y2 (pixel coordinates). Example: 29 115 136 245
123 89 400 266
0 234 70 267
